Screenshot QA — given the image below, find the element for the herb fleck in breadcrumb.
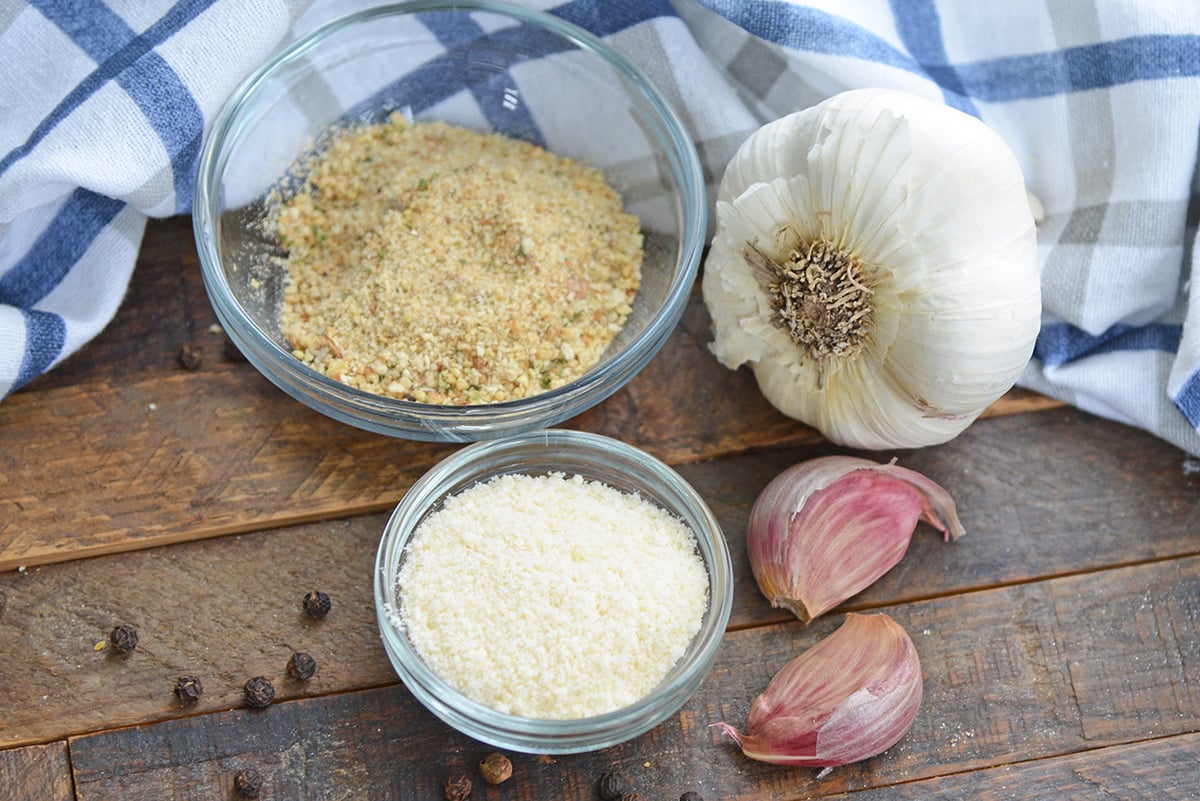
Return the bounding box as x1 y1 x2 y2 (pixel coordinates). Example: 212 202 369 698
270 115 643 405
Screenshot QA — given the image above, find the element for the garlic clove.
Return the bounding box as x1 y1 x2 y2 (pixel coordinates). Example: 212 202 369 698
747 455 962 623
715 612 923 767
702 88 1041 450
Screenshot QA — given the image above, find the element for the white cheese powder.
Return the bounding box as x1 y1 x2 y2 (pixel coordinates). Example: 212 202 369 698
393 472 710 719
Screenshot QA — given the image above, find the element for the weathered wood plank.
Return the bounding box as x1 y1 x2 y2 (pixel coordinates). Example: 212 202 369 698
0 370 452 568
686 406 1200 631
838 733 1200 799
0 217 1061 571
64 557 1200 801
3 407 1199 748
0 741 73 801
0 515 390 750
7 216 1191 801
1051 560 1200 742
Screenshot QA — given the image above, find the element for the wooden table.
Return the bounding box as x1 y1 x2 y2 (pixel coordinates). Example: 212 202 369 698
2 216 1198 801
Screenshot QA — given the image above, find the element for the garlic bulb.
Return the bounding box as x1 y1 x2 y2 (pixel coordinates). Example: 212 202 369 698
748 455 963 623
702 88 1041 449
715 612 923 767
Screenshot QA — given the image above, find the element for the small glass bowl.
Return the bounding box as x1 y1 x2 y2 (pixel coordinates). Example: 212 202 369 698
193 0 706 442
373 429 733 753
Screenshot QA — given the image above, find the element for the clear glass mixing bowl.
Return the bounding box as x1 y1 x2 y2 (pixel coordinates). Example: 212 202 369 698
374 429 733 753
194 1 705 441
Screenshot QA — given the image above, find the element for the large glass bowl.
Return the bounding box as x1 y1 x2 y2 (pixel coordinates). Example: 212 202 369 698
193 0 705 441
373 429 733 753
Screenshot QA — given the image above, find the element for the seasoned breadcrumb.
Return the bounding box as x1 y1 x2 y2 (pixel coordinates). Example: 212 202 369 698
269 115 643 405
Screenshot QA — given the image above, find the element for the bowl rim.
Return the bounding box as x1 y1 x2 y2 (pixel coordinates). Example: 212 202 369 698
192 0 707 442
372 429 734 752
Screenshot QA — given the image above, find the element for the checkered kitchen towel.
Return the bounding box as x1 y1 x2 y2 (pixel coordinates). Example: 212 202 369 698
3 1 1199 455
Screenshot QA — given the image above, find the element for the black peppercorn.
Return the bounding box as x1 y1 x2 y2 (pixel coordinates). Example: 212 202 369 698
443 773 473 801
679 793 705 801
302 590 331 619
173 675 203 707
108 624 138 655
233 767 263 798
286 651 317 681
479 752 512 785
178 342 202 370
597 771 631 801
243 676 275 708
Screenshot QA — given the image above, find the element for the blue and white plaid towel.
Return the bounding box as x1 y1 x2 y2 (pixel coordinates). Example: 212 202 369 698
3 1 1199 455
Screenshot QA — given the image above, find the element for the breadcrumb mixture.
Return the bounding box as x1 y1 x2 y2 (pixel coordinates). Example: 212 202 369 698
269 115 643 404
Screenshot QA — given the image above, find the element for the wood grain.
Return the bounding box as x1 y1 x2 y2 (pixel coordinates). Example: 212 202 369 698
4 215 1194 801
0 514 390 750
64 557 1200 801
1051 561 1200 742
3 406 1198 749
685 406 1200 629
0 742 73 801
0 217 1063 571
841 733 1200 799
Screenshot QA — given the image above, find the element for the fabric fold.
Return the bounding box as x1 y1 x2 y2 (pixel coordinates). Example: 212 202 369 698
3 0 1199 456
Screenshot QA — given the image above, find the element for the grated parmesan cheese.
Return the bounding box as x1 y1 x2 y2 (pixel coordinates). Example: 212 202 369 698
393 472 710 719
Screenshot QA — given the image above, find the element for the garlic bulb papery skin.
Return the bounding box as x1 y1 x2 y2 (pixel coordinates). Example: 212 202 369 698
714 612 923 767
702 88 1041 449
748 455 964 623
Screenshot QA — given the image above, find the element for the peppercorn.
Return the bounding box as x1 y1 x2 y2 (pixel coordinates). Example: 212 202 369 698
108 624 138 655
478 752 512 785
302 590 331 619
233 767 263 798
597 771 631 801
178 342 202 370
443 773 473 801
243 676 275 708
286 651 317 681
173 675 203 707
679 793 705 801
